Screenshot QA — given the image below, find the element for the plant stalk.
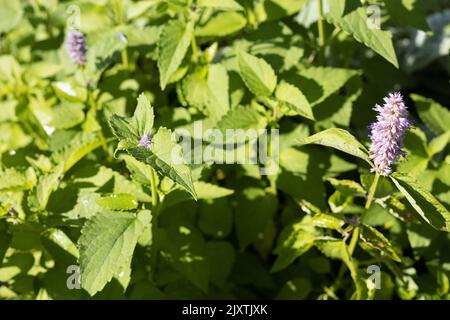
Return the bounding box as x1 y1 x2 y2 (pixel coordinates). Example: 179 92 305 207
317 0 326 61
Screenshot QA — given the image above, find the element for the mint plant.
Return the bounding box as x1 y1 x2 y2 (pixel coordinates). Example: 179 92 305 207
0 0 449 300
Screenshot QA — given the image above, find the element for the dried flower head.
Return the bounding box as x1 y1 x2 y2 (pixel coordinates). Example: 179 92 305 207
66 31 87 66
139 133 152 150
369 92 411 176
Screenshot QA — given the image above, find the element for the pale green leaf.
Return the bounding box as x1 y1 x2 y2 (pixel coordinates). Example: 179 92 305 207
237 50 277 97
158 20 193 89
96 194 139 211
326 0 398 68
79 210 151 296
0 167 36 192
275 81 315 120
391 173 450 232
0 0 22 33
297 128 371 164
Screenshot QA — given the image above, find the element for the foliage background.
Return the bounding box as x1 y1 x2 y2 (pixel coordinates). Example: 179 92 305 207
0 0 449 300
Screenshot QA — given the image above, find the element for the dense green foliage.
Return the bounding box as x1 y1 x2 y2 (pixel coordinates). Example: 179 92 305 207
0 0 449 300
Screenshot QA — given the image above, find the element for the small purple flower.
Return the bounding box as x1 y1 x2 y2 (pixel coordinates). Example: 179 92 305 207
66 31 88 66
369 92 411 176
139 133 152 150
116 33 127 43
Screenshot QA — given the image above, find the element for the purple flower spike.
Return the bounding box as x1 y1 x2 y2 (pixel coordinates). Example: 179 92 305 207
369 92 411 176
139 133 152 150
66 31 88 66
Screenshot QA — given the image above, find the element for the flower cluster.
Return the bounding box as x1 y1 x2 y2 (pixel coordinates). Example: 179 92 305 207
369 92 411 176
139 133 152 150
66 31 88 66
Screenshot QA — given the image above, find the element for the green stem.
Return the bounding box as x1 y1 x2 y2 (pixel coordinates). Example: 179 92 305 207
317 0 326 61
149 168 159 210
330 174 381 296
121 50 129 70
365 173 380 210
191 36 199 64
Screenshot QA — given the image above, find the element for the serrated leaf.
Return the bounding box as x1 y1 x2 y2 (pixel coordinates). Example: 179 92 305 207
326 0 398 68
133 93 154 136
297 128 371 164
206 64 230 121
122 154 153 185
158 20 193 89
272 220 317 272
275 81 315 120
360 225 401 262
28 164 64 212
79 210 151 296
237 50 277 97
217 105 267 132
0 167 36 192
127 127 197 199
391 173 450 232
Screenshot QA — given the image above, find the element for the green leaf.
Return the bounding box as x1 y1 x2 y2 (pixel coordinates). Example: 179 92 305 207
79 210 151 296
385 0 429 31
194 181 234 199
195 12 247 37
197 0 243 11
133 93 154 136
158 20 193 89
28 164 64 212
297 128 371 164
206 64 230 121
0 167 36 192
412 94 450 135
428 131 450 157
51 132 105 173
327 178 366 196
128 127 197 199
326 0 398 68
275 81 315 120
0 0 23 33
96 194 139 211
237 50 277 97
272 220 317 272
391 173 450 232
52 82 87 103
360 225 401 262
122 154 153 186
311 214 344 231
41 228 79 265
217 105 267 132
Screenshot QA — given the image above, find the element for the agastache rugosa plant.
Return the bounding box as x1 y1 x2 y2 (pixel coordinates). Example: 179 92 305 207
66 30 88 66
369 92 411 177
